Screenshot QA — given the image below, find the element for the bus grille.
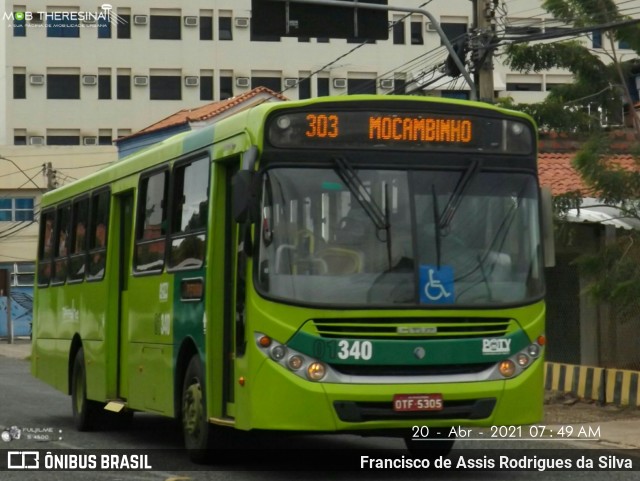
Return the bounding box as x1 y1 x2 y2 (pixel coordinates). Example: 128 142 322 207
312 317 511 340
334 398 496 423
330 363 495 377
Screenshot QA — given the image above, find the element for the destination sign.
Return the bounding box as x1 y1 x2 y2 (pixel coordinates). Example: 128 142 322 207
267 110 533 153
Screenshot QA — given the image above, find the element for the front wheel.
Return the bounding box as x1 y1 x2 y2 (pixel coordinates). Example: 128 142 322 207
182 355 219 463
71 348 102 431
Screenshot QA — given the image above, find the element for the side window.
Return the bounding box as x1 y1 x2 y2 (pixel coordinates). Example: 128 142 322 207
87 190 110 281
52 204 71 284
135 170 168 273
37 210 56 286
169 157 209 270
68 197 89 282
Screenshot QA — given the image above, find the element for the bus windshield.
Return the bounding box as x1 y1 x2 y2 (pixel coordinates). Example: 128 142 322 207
256 165 543 307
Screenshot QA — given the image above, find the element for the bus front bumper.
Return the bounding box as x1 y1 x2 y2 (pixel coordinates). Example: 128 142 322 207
240 356 544 432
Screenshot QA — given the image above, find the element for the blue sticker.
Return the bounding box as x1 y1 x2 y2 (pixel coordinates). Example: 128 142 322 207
419 265 455 304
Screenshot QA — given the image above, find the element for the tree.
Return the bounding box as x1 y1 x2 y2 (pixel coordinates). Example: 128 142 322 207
502 1 640 309
502 0 640 135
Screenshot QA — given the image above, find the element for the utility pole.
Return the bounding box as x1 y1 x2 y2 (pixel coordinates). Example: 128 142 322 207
471 0 499 102
44 162 57 190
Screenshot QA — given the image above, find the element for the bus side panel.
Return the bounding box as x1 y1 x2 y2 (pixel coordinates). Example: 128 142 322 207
125 273 175 415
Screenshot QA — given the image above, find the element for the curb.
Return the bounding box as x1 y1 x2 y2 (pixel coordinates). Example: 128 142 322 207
545 362 640 407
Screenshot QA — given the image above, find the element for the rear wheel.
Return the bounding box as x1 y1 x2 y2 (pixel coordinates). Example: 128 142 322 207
71 348 102 431
182 355 218 463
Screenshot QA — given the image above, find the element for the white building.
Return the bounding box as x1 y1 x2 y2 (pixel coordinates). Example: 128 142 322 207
0 0 637 269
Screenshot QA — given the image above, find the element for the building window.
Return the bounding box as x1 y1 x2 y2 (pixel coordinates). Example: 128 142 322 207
150 15 181 39
441 23 467 45
117 15 131 38
117 75 131 99
393 19 405 44
348 79 376 95
0 198 35 221
47 135 81 145
14 136 27 145
410 20 423 45
200 76 213 100
47 17 80 37
317 77 330 97
98 75 111 99
252 77 281 91
219 17 232 40
98 136 112 145
298 77 311 99
13 74 26 99
13 14 26 36
506 83 542 91
136 171 168 273
200 16 213 40
47 75 80 99
98 16 111 38
150 76 182 100
169 157 209 270
220 75 233 99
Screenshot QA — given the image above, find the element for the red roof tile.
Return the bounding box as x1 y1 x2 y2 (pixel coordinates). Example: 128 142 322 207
123 87 288 140
538 153 639 196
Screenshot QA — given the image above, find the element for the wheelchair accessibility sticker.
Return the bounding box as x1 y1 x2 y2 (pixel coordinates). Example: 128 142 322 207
419 265 455 304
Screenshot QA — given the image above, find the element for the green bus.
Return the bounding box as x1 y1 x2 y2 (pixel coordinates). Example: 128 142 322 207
32 95 553 460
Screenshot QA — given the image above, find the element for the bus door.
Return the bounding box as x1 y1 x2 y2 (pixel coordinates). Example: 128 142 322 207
116 190 134 400
220 161 242 418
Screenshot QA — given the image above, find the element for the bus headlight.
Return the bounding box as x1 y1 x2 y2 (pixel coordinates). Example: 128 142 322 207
307 362 327 381
516 353 529 367
288 355 304 371
271 345 287 361
255 332 334 383
499 360 516 377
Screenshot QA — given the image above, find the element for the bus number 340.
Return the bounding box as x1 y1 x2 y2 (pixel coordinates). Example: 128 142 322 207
314 340 374 361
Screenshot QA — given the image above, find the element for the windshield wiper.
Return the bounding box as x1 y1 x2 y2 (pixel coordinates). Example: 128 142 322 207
333 157 392 266
438 159 482 230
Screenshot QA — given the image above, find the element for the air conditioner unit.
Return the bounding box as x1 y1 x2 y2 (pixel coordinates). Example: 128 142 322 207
82 75 98 86
29 136 45 146
234 17 249 28
29 75 45 85
333 78 347 89
284 78 298 88
235 77 250 88
184 76 199 87
133 15 148 25
184 16 198 27
426 23 437 32
379 79 395 90
133 75 148 86
83 136 98 146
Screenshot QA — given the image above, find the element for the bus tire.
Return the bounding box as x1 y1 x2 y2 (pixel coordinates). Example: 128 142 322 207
182 355 217 463
71 348 102 431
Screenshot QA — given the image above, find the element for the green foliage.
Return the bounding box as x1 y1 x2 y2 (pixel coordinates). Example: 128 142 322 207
570 134 640 306
501 0 640 136
574 233 640 306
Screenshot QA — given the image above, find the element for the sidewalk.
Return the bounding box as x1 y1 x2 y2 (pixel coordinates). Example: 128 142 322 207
0 337 31 360
2 338 639 449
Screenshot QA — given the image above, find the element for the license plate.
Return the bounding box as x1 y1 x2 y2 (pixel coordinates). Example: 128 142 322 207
393 394 444 412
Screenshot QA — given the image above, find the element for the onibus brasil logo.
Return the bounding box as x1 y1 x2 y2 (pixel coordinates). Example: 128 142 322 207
7 4 128 26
